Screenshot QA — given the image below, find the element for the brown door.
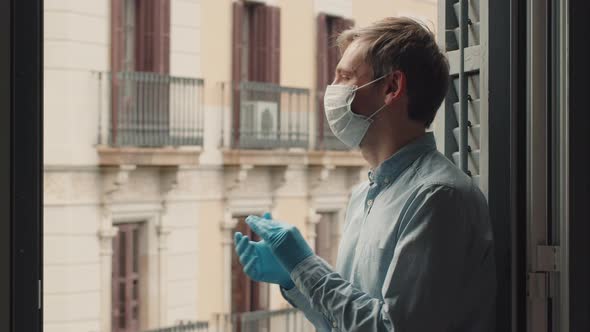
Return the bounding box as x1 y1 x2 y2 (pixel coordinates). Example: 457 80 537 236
112 223 142 332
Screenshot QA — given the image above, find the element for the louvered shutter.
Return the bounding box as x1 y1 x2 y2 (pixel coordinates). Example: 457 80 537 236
269 6 281 84
437 0 484 191
135 0 170 73
110 0 126 144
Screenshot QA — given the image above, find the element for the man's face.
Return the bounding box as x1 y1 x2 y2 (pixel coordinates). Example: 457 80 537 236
332 39 386 118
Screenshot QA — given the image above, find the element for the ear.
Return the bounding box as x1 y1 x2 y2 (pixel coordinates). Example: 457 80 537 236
384 70 406 105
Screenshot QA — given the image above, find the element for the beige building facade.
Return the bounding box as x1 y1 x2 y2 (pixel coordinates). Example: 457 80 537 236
43 0 436 331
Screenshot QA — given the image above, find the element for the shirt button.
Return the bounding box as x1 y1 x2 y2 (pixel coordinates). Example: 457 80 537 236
332 321 337 328
384 178 390 184
367 199 373 206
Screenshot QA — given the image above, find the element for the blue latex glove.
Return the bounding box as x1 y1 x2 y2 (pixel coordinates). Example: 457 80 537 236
245 214 314 273
234 213 295 290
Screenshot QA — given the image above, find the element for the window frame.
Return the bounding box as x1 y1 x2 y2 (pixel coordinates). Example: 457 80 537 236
6 0 44 331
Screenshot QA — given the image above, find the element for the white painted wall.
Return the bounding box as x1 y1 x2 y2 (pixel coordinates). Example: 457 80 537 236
170 0 203 78
163 200 200 324
44 0 110 166
44 167 103 332
314 0 353 18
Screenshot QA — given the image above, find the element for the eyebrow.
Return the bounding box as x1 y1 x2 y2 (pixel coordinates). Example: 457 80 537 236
336 67 356 75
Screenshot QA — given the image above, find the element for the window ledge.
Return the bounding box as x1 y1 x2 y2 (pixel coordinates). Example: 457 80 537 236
222 149 365 167
97 145 201 166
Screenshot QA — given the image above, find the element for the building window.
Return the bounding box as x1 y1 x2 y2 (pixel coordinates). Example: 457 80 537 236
110 0 171 146
112 223 143 332
231 2 281 148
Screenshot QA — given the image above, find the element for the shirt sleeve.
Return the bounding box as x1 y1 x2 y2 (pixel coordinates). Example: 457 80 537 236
289 184 474 331
279 285 333 331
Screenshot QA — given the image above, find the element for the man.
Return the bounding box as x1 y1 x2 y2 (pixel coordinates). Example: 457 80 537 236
234 17 495 331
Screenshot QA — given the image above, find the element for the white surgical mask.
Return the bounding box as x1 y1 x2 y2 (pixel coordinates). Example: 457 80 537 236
323 73 389 148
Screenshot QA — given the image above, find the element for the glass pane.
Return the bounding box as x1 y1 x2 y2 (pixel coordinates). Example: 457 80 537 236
132 228 139 273
119 231 126 278
119 307 126 328
132 279 138 300
119 282 126 305
132 305 139 320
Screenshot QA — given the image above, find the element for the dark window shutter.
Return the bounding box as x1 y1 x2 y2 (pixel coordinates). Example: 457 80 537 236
110 0 126 144
134 0 149 71
246 5 279 84
111 0 125 74
154 0 170 73
250 4 265 82
135 0 170 73
231 1 244 145
269 6 281 84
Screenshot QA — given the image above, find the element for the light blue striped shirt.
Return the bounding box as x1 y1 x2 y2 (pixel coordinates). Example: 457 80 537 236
282 132 496 331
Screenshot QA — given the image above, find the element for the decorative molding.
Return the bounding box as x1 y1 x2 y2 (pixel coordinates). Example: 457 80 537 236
270 165 307 206
220 210 239 233
98 226 118 256
97 146 201 166
305 208 322 250
309 164 335 191
161 167 181 196
224 164 253 192
44 165 101 172
156 225 172 250
101 164 137 203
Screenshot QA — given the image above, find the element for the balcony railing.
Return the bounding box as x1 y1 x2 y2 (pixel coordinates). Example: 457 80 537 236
98 71 204 147
229 81 310 150
213 308 314 332
142 321 209 332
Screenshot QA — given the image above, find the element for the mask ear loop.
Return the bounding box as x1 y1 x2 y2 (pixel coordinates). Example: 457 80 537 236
359 72 392 121
353 72 391 92
366 103 388 121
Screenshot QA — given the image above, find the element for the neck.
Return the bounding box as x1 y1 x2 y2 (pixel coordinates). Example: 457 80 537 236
360 126 426 169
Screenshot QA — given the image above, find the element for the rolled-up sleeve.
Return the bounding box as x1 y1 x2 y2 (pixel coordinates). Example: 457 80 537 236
289 185 474 331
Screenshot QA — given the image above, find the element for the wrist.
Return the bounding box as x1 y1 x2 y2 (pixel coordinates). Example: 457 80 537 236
280 278 295 290
277 245 314 273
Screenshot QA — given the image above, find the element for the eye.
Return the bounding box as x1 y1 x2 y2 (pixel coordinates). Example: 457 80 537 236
338 73 350 81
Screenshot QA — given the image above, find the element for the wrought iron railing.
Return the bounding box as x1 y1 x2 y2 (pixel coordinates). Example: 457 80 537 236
142 321 209 332
213 308 314 332
97 71 204 147
228 81 310 150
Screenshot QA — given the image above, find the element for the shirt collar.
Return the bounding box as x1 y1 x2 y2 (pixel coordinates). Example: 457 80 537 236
368 132 437 186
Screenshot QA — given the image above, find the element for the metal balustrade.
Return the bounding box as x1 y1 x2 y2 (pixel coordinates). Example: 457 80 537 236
98 71 204 147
